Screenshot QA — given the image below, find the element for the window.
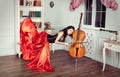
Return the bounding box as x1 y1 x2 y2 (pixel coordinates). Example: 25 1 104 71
95 0 106 28
84 0 93 25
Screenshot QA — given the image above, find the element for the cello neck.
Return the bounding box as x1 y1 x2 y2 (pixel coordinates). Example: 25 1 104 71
76 13 83 40
78 13 83 28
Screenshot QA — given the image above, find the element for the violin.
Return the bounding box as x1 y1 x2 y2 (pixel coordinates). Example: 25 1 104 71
69 13 86 58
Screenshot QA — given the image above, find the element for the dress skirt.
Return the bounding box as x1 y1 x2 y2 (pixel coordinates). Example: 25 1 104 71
20 18 53 72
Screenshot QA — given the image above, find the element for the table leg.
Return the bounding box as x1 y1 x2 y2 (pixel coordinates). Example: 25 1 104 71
102 47 106 72
52 43 55 53
17 42 21 58
115 52 119 67
118 53 119 67
18 53 22 58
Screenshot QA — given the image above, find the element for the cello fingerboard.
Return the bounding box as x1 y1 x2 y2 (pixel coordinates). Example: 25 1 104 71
76 27 81 41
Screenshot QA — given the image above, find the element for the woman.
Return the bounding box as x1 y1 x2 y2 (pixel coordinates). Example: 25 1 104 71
20 18 75 72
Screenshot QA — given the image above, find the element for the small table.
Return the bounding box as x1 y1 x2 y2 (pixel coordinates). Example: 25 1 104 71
102 40 120 71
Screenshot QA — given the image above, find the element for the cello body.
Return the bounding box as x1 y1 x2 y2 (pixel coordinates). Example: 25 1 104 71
69 13 86 58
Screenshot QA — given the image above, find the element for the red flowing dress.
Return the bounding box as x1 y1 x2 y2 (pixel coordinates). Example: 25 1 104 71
20 18 53 72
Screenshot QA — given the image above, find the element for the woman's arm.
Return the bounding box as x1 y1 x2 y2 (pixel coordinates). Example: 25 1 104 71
54 31 69 46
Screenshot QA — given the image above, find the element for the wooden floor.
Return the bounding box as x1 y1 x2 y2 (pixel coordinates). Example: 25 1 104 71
0 50 120 77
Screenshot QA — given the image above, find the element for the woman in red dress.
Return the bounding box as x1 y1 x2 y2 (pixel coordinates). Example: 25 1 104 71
20 18 75 72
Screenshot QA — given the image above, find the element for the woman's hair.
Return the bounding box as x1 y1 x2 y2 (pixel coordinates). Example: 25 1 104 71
60 25 75 42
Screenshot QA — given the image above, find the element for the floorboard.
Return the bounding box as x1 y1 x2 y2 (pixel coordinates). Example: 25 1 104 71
0 50 120 77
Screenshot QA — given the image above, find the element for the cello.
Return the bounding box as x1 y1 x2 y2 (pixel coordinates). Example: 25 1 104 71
69 13 86 58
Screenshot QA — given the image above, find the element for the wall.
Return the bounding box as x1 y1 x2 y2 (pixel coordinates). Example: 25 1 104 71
105 0 120 31
45 0 120 31
45 0 120 68
44 0 85 51
44 0 84 32
0 0 120 68
93 0 120 68
0 0 15 56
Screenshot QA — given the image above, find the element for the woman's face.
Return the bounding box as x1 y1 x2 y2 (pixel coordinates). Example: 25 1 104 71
67 28 74 35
